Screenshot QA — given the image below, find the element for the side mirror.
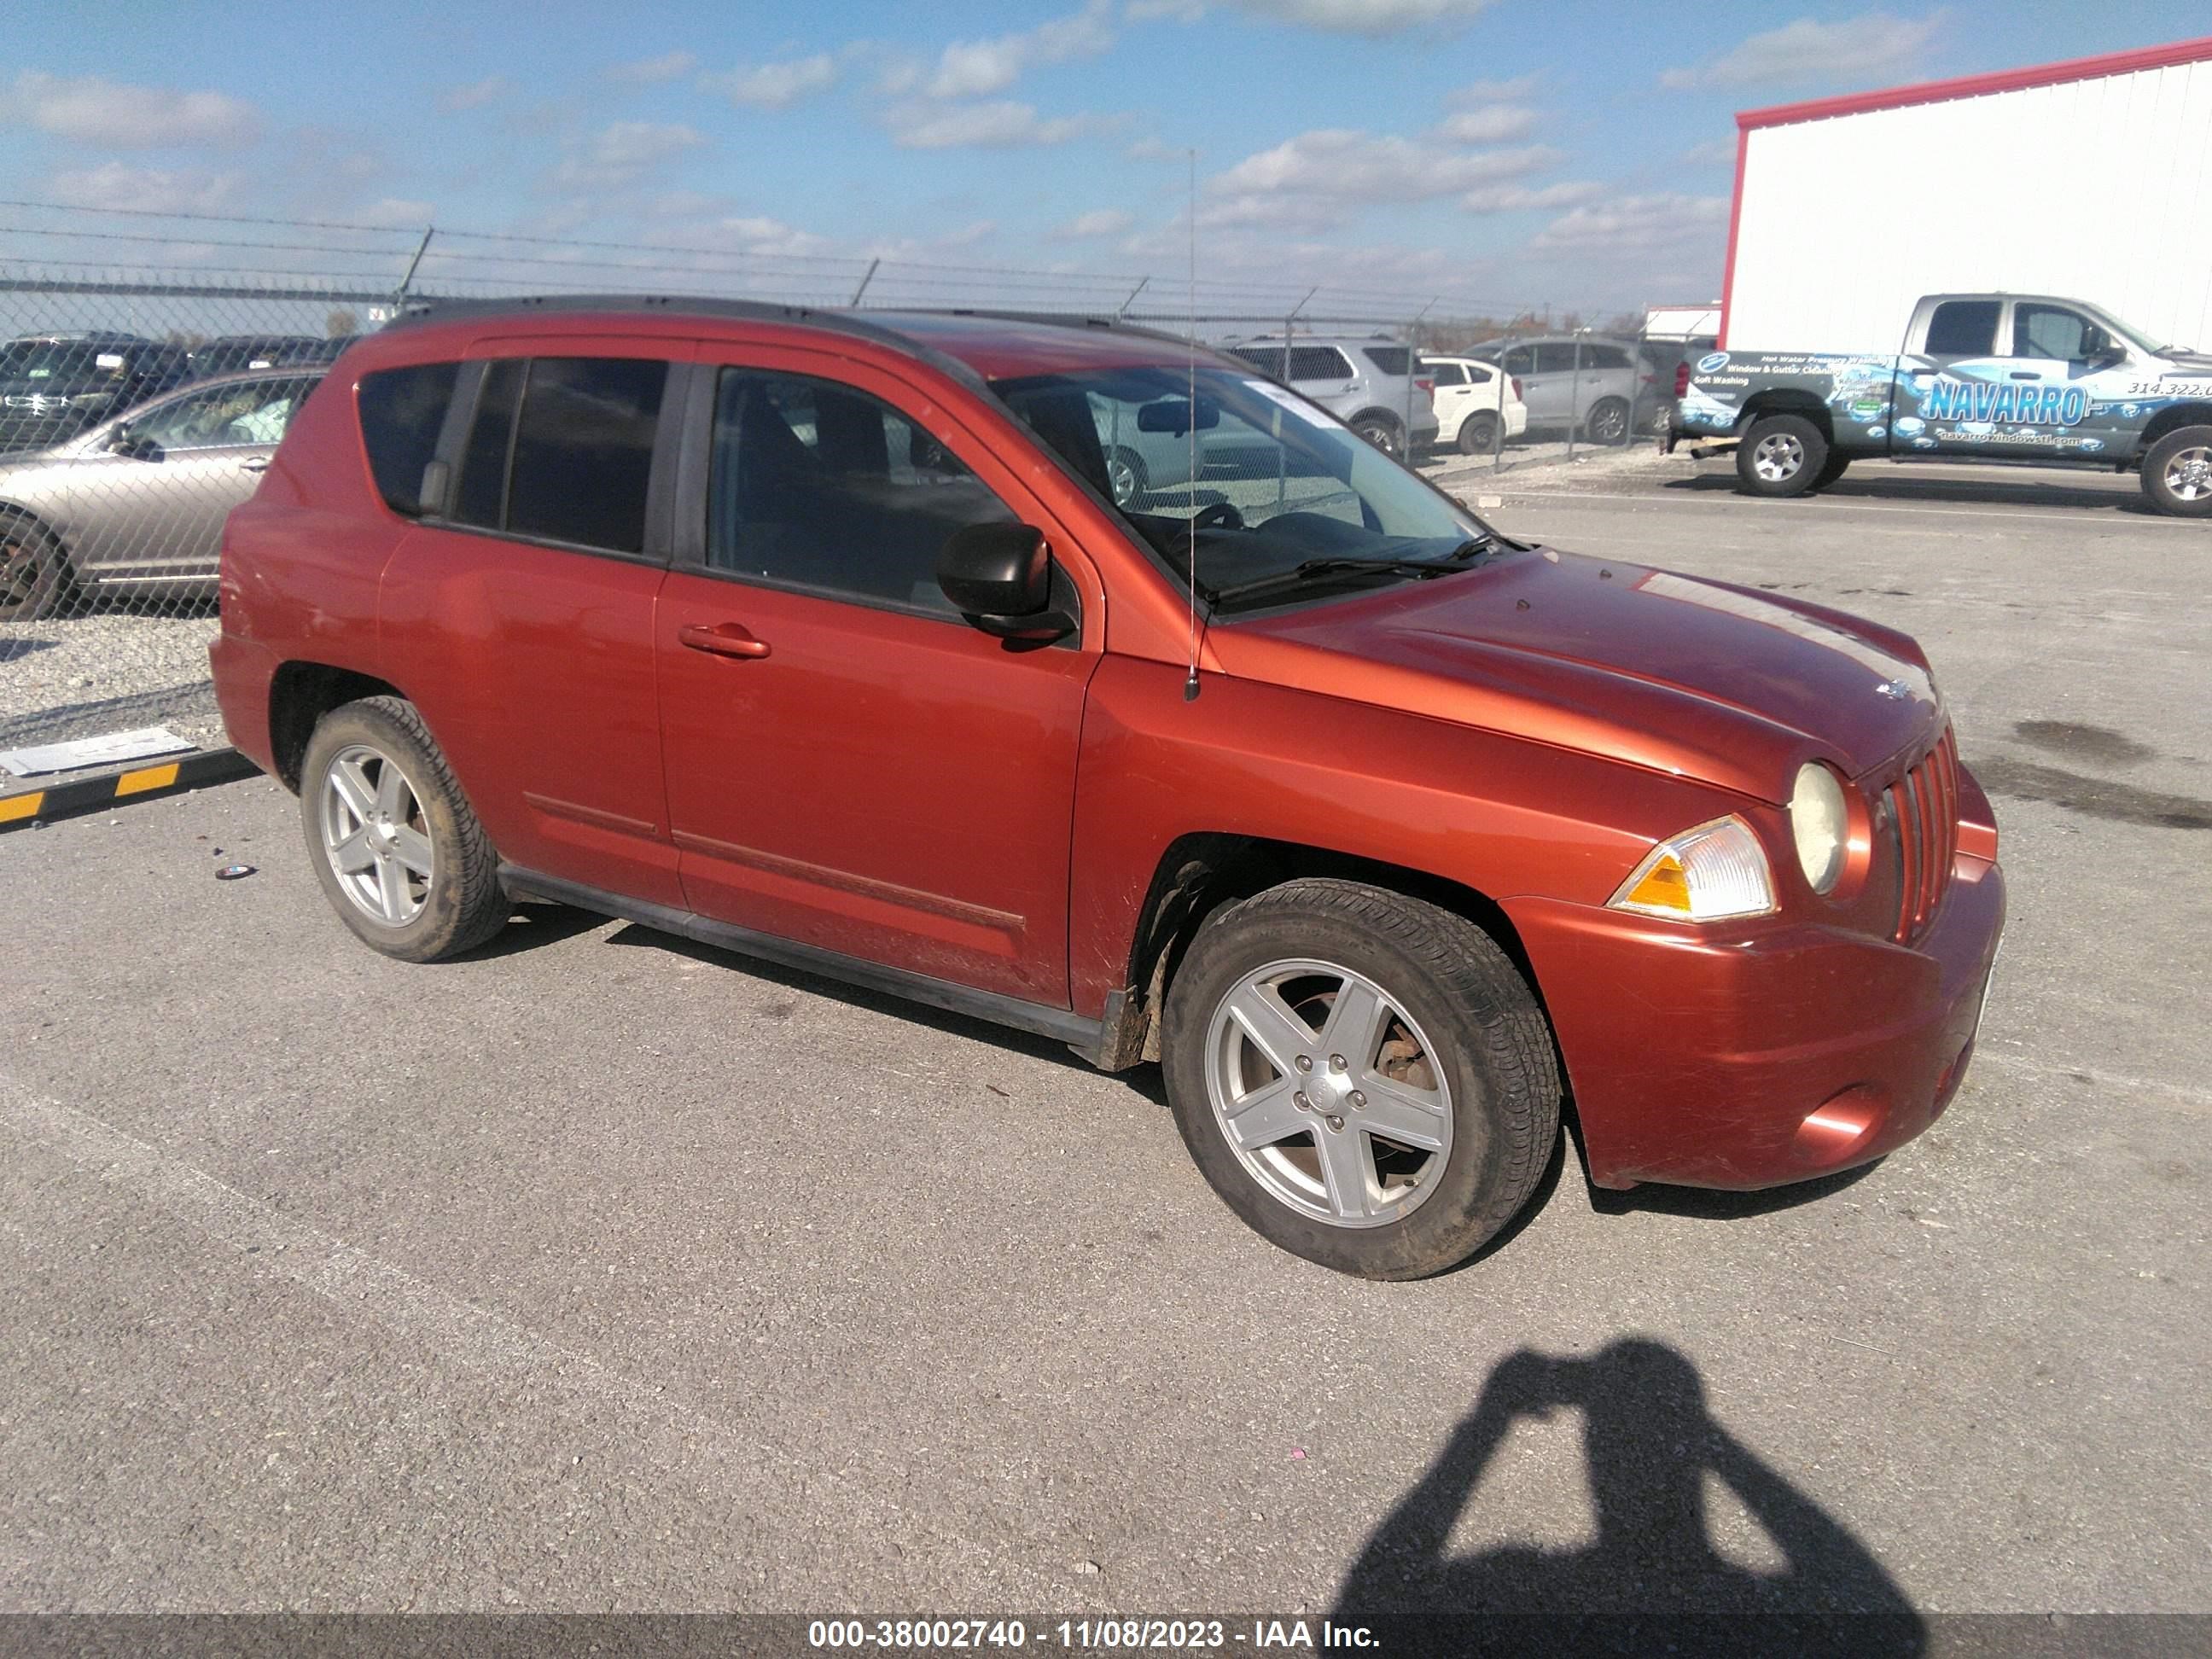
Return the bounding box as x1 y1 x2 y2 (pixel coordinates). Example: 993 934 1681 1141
939 521 1074 643
108 423 158 460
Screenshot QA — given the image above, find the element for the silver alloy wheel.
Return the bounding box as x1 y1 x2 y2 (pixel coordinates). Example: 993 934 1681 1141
1107 451 1138 506
2163 445 2212 501
319 742 434 926
1752 431 1805 481
1203 956 1455 1229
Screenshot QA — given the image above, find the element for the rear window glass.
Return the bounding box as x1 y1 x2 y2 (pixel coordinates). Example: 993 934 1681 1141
1925 300 2000 357
453 359 524 530
1360 346 1412 376
1231 345 1353 381
357 362 460 516
1586 345 1633 370
504 358 667 553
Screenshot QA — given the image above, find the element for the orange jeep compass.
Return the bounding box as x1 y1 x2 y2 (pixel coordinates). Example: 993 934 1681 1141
210 297 2005 1279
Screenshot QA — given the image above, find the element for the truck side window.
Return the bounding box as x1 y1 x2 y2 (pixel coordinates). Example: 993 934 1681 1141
1924 300 2000 356
2013 305 2093 361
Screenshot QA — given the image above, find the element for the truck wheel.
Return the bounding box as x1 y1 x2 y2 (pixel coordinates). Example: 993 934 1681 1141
0 516 72 622
1737 414 1828 497
301 696 509 963
1585 397 1630 445
2141 425 2212 518
1352 416 1402 458
1811 452 1852 491
1458 411 1499 456
1161 877 1561 1280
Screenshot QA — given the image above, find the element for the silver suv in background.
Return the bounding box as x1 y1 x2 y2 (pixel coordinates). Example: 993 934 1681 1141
1225 336 1438 457
1463 335 1639 445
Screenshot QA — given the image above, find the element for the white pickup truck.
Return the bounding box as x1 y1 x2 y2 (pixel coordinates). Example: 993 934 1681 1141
1666 292 2212 516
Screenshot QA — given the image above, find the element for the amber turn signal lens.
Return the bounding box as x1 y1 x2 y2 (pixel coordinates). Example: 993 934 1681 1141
1608 816 1776 922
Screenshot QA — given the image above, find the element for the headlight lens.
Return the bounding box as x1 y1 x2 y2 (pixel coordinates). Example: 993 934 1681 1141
68 392 114 407
1790 762 1849 894
1608 816 1775 922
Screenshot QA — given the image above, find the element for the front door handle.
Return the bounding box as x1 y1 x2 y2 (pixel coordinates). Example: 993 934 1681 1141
678 621 771 660
2008 372 2040 381
239 457 271 473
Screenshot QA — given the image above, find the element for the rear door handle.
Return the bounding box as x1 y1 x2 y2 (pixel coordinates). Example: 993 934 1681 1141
239 457 271 473
678 621 771 659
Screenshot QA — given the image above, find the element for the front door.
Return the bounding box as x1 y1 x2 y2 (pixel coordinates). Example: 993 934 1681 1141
655 350 1097 1007
63 375 318 583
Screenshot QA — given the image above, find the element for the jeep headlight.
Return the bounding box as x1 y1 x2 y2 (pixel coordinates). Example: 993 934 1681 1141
1609 816 1775 922
1790 762 1848 894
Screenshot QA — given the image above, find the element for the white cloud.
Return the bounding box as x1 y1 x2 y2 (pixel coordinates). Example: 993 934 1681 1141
1219 0 1497 37
1126 136 1190 161
1449 74 1538 102
11 72 260 148
1682 137 1738 166
917 2 1115 99
1529 192 1729 252
349 196 437 228
1661 10 1942 90
1434 104 1536 143
1213 130 1554 202
439 76 512 112
1127 0 1205 19
550 121 706 189
610 50 700 85
1460 180 1603 212
883 100 1108 149
706 54 839 108
46 161 247 212
1056 207 1135 238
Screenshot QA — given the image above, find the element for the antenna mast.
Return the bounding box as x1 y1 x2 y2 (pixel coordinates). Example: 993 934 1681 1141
1185 148 1201 703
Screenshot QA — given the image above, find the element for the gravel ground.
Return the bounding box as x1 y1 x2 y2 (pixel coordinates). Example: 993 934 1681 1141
0 603 223 761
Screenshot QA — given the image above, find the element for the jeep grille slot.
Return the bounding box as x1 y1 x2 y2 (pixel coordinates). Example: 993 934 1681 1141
1886 726 1959 942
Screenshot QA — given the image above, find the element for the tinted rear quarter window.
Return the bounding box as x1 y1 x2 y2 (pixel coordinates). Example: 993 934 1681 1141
357 362 460 515
1925 300 2001 356
1586 346 1633 370
505 358 667 553
1360 346 1411 376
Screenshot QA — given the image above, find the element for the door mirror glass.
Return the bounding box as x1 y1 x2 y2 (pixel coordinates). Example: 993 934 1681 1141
938 521 1072 641
108 422 158 460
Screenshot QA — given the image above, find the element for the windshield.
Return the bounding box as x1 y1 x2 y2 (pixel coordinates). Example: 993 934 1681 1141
990 363 1491 613
2090 306 2194 357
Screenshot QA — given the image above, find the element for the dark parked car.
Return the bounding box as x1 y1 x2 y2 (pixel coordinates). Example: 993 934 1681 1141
209 296 2004 1280
0 368 323 619
188 335 330 378
0 333 192 454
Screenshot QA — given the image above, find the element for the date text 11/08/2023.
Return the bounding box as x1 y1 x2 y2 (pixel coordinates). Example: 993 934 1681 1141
806 1619 1380 1650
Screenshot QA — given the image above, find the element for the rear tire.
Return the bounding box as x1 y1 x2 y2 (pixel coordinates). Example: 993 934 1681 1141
1811 452 1852 491
1105 445 1149 508
1585 396 1630 446
300 696 508 963
1736 413 1829 498
2140 425 2212 518
1352 416 1402 458
1161 878 1560 1280
0 516 71 622
1458 411 1499 456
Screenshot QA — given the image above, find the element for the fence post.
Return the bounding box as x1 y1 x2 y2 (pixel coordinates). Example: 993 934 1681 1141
395 225 435 300
849 258 880 308
1116 276 1150 319
1567 326 1585 464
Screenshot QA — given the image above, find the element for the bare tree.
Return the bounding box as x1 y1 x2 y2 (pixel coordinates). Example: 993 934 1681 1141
326 308 358 340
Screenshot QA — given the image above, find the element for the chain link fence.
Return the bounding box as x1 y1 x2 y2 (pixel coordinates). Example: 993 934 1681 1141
2 201 1668 782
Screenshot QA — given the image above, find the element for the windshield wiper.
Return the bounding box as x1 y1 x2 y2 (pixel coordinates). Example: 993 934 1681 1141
1207 535 1503 608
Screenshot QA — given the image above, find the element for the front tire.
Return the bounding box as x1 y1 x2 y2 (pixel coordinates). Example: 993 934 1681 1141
1736 413 1828 497
0 516 71 622
1105 445 1149 508
1458 411 1499 456
1161 878 1560 1280
2141 425 2212 517
300 696 508 963
1352 416 1402 458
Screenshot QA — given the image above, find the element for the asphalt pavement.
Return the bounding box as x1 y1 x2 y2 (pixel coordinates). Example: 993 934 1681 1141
2 453 2206 1622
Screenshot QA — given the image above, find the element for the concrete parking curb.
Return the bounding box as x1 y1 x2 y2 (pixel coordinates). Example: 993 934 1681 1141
0 747 259 832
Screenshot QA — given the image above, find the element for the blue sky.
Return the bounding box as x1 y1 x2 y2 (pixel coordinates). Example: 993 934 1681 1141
4 2 2207 318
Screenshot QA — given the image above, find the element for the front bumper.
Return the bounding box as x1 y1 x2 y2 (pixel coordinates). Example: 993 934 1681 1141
1504 851 2005 1190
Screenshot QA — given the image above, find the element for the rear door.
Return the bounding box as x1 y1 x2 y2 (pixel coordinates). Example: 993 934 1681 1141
375 344 685 906
1906 299 2010 455
654 346 1100 1006
1423 360 1470 440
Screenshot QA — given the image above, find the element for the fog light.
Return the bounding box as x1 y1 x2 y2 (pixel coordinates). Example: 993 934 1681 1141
1791 1086 1883 1167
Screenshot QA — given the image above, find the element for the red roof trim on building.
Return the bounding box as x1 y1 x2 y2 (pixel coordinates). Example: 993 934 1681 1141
1714 132 1750 350
1737 34 2212 130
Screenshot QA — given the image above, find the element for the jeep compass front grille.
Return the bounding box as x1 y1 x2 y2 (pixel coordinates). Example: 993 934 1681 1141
1887 726 1959 943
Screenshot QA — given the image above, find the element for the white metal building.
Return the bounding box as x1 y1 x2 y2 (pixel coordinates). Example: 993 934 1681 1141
1718 37 2212 354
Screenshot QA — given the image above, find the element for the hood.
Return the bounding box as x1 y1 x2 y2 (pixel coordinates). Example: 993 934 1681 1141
1207 547 1944 803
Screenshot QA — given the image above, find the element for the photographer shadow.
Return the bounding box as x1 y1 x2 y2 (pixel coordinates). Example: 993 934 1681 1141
1333 1339 1924 1656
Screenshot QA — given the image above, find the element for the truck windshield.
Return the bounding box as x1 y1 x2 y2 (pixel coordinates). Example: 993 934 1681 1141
990 363 1493 613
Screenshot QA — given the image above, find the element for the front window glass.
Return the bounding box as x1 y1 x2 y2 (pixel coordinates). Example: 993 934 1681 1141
131 377 313 451
992 363 1492 614
2012 304 2094 360
708 368 1016 616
